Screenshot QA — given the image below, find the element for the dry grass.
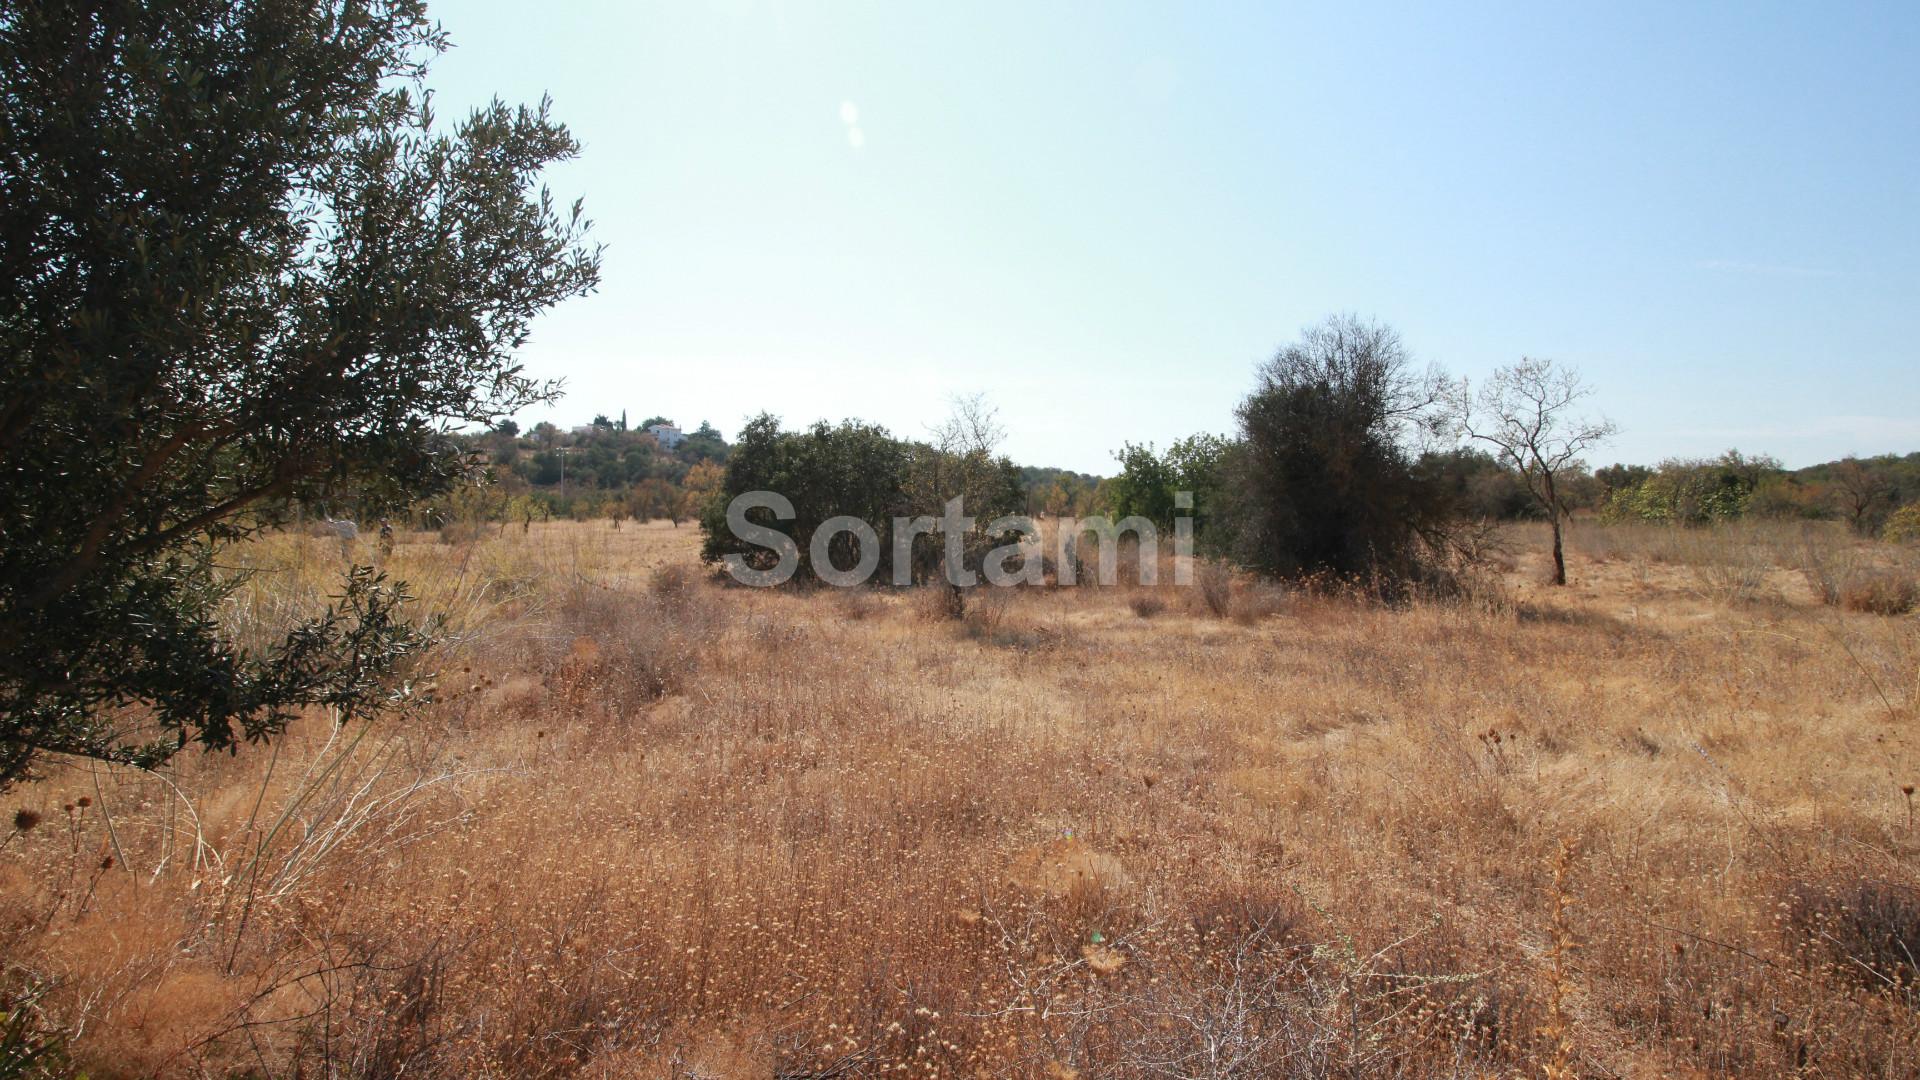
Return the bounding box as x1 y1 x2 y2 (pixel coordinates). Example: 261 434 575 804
4 518 1919 1077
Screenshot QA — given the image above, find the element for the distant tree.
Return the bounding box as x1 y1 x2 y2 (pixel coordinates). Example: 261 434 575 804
1039 481 1073 517
1107 434 1232 543
1748 473 1823 520
0 0 599 788
1230 315 1451 588
1451 359 1615 585
505 494 543 532
639 416 673 430
1556 465 1605 514
1087 476 1121 517
1166 433 1233 541
904 395 1024 610
700 413 915 580
680 422 729 462
591 414 614 430
1016 466 1098 518
698 402 1019 597
603 491 629 528
1595 463 1652 497
1107 442 1178 526
493 418 522 438
1830 456 1895 535
1418 447 1537 520
681 460 725 519
633 477 678 523
1600 453 1776 526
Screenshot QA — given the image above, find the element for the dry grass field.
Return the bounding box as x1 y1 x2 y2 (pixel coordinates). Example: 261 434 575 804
3 519 1918 1078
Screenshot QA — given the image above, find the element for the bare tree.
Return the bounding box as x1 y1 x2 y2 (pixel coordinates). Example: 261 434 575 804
1452 359 1615 585
1828 456 1893 535
912 394 1022 616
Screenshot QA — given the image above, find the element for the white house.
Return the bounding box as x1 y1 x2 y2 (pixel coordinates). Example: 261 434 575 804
647 422 685 449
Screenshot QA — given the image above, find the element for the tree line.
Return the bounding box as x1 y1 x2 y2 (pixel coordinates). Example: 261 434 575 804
428 418 730 531
699 316 1620 596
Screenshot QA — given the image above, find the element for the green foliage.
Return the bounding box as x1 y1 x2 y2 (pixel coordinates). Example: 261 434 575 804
1885 504 1920 544
1747 474 1829 520
0 980 72 1080
1166 434 1232 529
1597 452 1783 526
1105 434 1234 548
699 413 1023 583
1417 448 1540 520
474 419 729 499
680 422 730 463
701 415 910 578
1595 463 1653 496
1106 442 1179 525
1018 466 1100 517
1229 315 1452 585
0 1 597 788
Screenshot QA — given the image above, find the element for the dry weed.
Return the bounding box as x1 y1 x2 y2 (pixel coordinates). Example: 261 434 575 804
3 520 1918 1077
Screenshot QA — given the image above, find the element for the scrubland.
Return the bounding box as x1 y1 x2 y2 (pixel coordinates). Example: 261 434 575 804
3 519 1919 1078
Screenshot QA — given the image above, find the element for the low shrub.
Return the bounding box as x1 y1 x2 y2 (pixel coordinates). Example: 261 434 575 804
1796 536 1916 615
1230 583 1290 624
1838 573 1919 616
1196 559 1234 618
1885 505 1920 545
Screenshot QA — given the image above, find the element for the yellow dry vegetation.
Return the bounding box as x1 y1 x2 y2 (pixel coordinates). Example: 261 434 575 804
2 518 1917 1077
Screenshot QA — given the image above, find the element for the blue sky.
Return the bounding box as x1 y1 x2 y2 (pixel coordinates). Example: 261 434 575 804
427 1 1917 473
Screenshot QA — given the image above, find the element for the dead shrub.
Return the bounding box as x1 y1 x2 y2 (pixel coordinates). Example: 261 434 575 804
1196 559 1233 618
546 582 718 711
1839 573 1919 616
1448 564 1514 616
650 562 697 608
1794 532 1918 614
913 582 966 622
957 587 1011 635
1129 594 1166 619
1230 583 1290 624
1667 527 1777 604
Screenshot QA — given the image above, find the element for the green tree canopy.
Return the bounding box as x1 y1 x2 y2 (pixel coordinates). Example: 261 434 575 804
0 0 600 788
1230 315 1452 586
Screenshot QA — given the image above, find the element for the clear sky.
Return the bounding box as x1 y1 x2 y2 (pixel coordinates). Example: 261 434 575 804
425 0 1917 474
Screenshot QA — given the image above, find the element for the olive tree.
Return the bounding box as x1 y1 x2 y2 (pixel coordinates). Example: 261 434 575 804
1450 359 1614 585
0 0 600 788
